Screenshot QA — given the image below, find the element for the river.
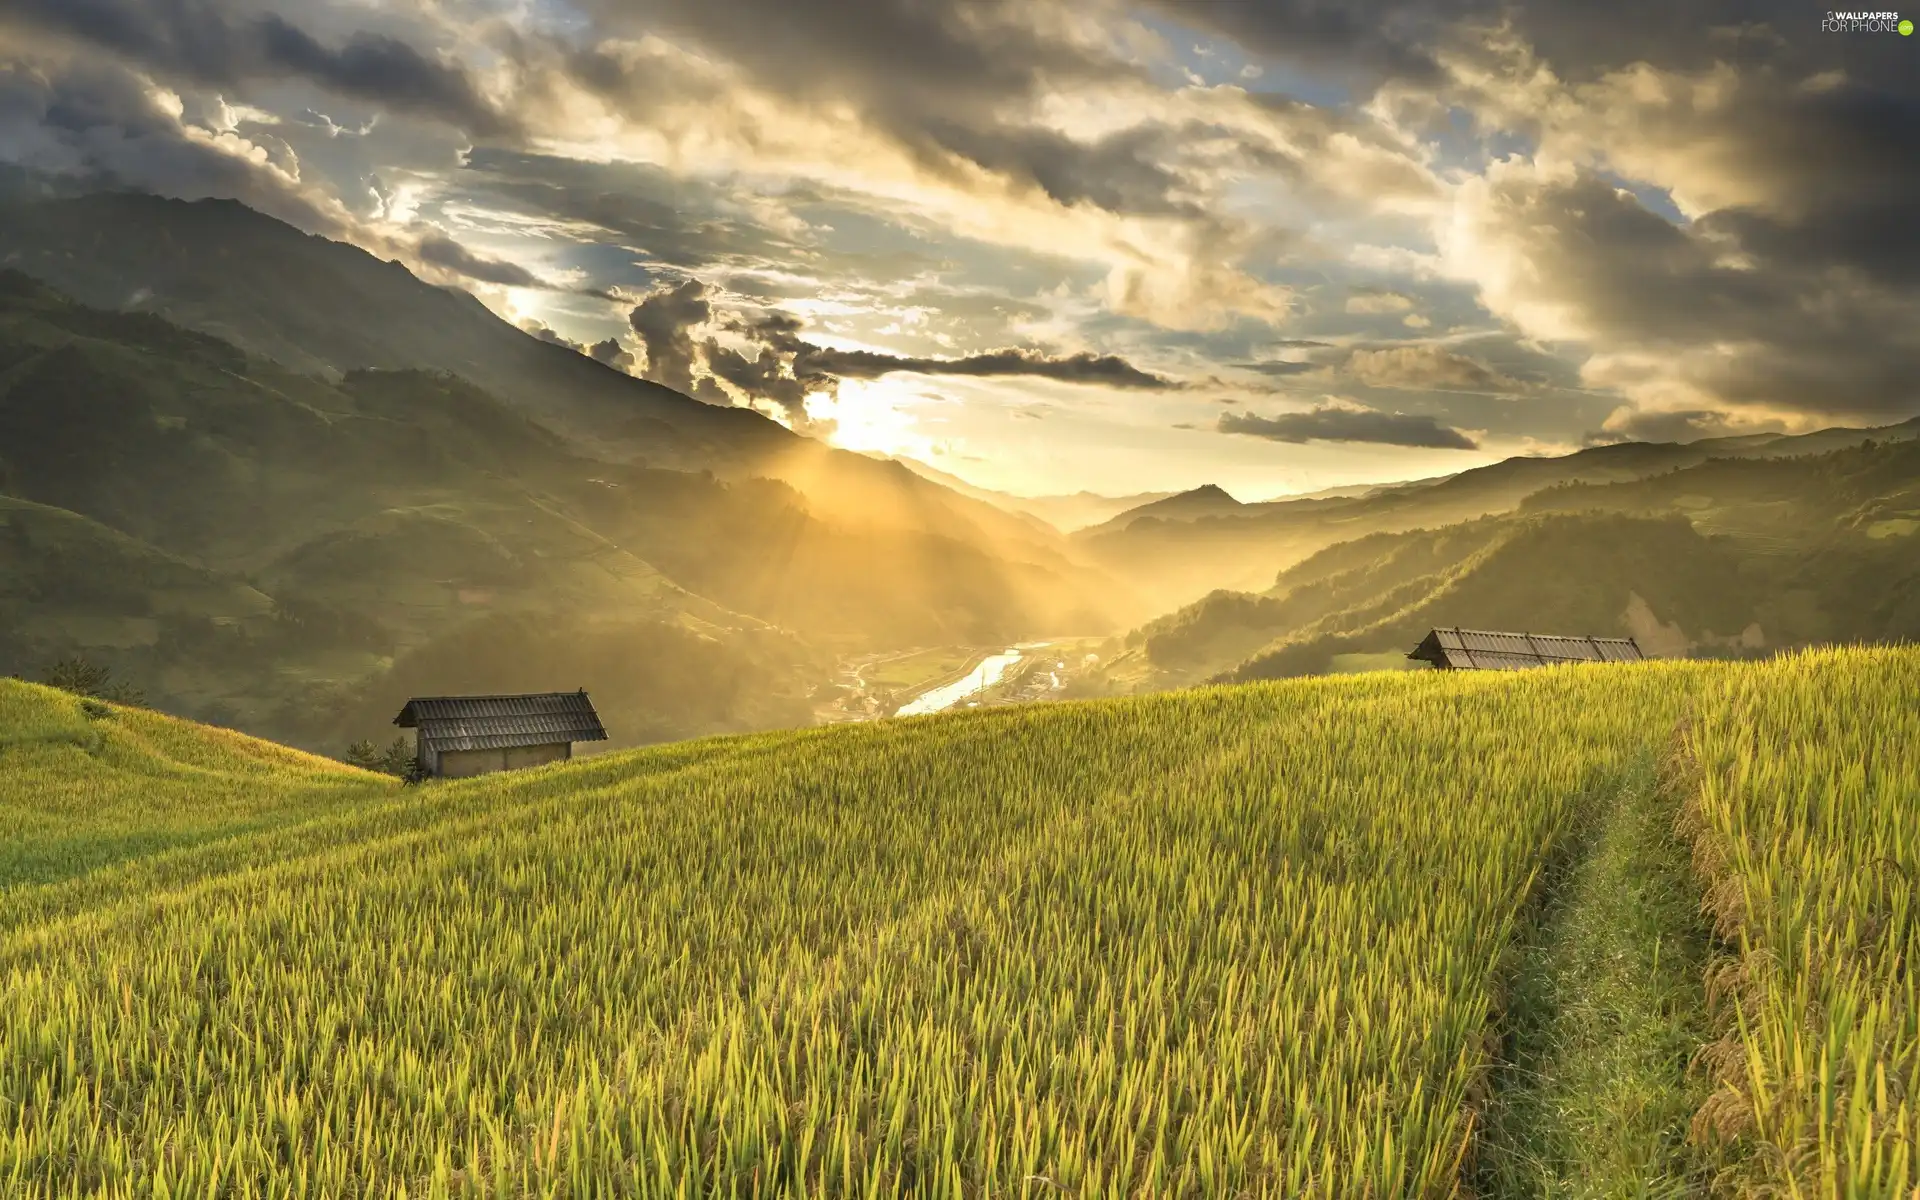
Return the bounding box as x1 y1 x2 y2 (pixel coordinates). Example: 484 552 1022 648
893 648 1028 716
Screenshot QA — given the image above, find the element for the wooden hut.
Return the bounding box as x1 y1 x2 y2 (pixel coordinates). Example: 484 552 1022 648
394 690 608 779
1407 628 1645 671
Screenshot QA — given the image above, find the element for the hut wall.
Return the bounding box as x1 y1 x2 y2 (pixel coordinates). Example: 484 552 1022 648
503 743 570 770
436 742 570 778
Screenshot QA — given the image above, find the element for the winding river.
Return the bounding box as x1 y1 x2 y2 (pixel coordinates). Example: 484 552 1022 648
893 649 1026 716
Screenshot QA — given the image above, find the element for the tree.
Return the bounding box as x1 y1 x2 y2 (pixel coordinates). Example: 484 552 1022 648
344 735 424 783
37 655 146 706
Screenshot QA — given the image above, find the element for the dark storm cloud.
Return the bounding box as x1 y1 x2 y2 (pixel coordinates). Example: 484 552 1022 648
0 54 356 237
1468 166 1920 420
805 347 1175 389
1141 0 1454 84
552 0 1248 224
628 279 714 396
1498 1 1916 89
1671 81 1920 287
588 338 636 372
454 149 815 273
0 0 518 137
1346 344 1526 394
417 233 548 289
1220 405 1480 449
1238 360 1319 377
615 278 1175 415
1148 1 1917 92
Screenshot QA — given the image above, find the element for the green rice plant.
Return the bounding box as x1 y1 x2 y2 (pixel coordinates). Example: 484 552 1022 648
1676 647 1919 1196
0 681 394 891
0 663 1723 1196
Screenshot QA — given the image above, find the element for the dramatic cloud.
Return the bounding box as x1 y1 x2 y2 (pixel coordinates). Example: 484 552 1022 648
702 340 814 414
627 279 713 397
418 233 548 290
588 338 636 372
616 278 1175 416
1421 25 1920 429
519 319 582 351
1584 406 1784 447
0 53 362 238
0 0 1914 493
1443 159 1920 424
801 346 1173 389
1138 0 1453 85
1220 403 1480 450
0 0 516 136
1346 344 1526 393
1239 360 1320 377
521 320 640 375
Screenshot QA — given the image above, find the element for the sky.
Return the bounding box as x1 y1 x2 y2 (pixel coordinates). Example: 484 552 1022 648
0 1 1916 500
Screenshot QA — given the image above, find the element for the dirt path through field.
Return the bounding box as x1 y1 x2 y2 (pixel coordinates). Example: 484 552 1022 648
1471 756 1716 1197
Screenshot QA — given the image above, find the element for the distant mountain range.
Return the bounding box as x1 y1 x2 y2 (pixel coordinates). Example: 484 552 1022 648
0 190 1142 751
885 455 1179 532
1079 483 1248 534
0 192 788 467
0 191 1124 568
1072 421 1920 607
1088 433 1920 694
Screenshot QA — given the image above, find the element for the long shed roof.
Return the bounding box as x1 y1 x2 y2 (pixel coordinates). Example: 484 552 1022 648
394 691 609 752
1408 628 1645 671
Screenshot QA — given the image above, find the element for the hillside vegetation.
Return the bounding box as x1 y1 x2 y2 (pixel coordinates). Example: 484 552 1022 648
2 651 1913 1196
1076 422 1920 610
0 268 1122 752
1091 438 1920 693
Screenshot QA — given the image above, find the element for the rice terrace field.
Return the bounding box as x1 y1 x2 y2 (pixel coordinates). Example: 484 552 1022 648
0 649 1915 1197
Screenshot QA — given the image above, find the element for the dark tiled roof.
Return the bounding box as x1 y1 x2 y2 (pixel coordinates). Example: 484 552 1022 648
1408 628 1645 671
394 691 608 752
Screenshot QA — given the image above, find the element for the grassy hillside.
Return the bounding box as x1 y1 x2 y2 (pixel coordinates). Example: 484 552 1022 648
1078 420 1920 611
0 193 785 469
0 192 1128 610
0 680 392 892
3 652 1913 1195
0 269 1132 751
1090 438 1920 692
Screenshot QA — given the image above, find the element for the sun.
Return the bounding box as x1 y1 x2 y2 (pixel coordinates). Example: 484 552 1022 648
809 378 936 461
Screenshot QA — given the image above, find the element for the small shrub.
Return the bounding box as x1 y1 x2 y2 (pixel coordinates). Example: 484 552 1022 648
344 735 423 782
38 655 146 707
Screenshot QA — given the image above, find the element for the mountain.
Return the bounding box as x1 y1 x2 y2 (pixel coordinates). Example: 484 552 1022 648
1073 422 1920 611
0 190 1132 600
1006 490 1185 532
1082 484 1247 534
1090 436 1920 692
0 193 786 470
0 271 1130 751
887 455 1179 532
